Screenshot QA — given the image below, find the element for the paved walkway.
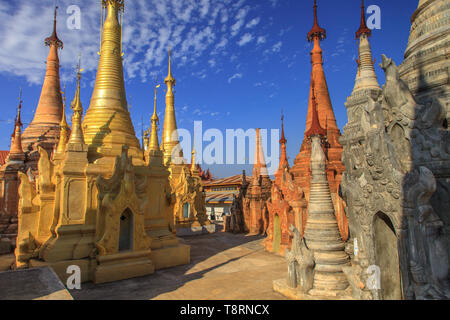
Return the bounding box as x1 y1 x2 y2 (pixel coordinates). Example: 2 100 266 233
70 231 287 300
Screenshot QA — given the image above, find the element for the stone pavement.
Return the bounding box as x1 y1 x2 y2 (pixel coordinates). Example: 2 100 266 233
69 231 288 300
0 254 13 272
0 267 73 300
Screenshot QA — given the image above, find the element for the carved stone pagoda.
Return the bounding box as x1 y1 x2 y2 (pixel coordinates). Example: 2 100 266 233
274 92 351 299
156 50 213 236
266 115 307 255
230 129 272 235
340 0 450 300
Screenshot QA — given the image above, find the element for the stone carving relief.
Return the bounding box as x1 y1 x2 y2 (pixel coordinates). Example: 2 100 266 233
170 166 208 227
285 225 314 293
340 54 450 300
96 146 151 256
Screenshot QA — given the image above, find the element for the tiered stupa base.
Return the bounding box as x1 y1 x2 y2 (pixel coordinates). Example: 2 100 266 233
273 278 353 300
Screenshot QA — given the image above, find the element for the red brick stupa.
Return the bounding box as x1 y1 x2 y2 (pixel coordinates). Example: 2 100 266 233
21 6 64 171
290 0 348 240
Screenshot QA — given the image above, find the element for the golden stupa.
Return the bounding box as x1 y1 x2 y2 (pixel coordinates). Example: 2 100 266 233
143 51 214 236
82 0 142 163
14 0 189 284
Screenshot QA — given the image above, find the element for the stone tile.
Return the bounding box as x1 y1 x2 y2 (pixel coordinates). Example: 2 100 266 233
69 232 288 300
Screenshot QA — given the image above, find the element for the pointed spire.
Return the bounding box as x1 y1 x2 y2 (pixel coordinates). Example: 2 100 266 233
55 84 70 154
307 0 326 42
253 128 269 177
162 48 181 165
165 48 176 85
356 0 371 39
280 111 287 145
22 6 64 151
190 132 199 175
305 84 326 138
83 0 141 160
9 89 25 160
276 112 289 177
45 6 63 49
352 0 379 93
68 55 86 147
149 77 160 152
301 0 339 140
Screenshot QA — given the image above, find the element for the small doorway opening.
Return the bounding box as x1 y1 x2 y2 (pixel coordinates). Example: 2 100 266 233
374 212 402 300
119 209 133 252
183 203 190 219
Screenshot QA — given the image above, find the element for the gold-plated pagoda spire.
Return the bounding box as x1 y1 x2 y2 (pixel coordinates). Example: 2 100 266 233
82 0 141 161
149 78 160 152
55 84 70 155
190 132 199 175
68 56 86 148
162 48 182 164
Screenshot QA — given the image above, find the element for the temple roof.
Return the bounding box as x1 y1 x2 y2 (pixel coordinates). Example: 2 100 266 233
203 174 252 187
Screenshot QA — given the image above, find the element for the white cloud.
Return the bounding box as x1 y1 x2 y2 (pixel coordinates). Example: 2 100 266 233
208 59 216 67
238 33 254 46
0 0 257 85
230 6 250 37
246 17 260 29
272 41 283 52
228 73 243 83
269 0 279 7
256 36 267 45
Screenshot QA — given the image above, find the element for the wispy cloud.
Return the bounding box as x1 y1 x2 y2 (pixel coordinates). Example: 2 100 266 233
238 33 254 46
0 0 264 85
246 17 260 29
228 73 243 83
257 36 267 45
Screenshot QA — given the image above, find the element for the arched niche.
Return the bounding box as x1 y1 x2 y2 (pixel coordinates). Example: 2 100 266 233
373 211 402 300
119 208 134 252
183 203 190 219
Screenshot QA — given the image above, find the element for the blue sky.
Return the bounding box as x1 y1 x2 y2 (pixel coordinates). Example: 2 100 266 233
0 0 418 178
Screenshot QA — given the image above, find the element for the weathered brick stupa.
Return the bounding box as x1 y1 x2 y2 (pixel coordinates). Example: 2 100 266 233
230 129 272 235
14 0 189 284
0 96 26 253
158 50 213 236
340 0 449 300
274 98 351 299
290 0 347 240
21 7 64 169
399 0 449 124
266 115 307 255
0 8 67 252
